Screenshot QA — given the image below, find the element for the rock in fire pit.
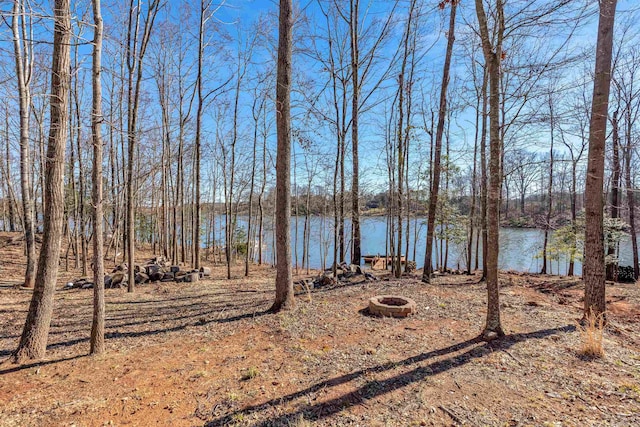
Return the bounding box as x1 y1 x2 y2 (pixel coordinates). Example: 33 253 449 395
368 295 416 318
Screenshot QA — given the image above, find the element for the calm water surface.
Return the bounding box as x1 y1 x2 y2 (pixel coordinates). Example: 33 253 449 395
208 216 638 275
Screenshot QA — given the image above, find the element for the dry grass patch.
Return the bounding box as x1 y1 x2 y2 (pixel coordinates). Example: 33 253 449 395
577 309 605 358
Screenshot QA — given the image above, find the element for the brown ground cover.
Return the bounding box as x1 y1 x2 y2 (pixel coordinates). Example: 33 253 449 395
1 232 639 426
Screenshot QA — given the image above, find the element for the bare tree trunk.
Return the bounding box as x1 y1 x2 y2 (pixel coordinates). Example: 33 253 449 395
584 0 617 320
126 0 160 292
193 0 207 271
304 172 312 274
396 51 405 277
172 145 179 265
339 132 345 263
395 0 416 278
11 0 36 288
332 137 341 275
221 143 231 276
350 0 361 266
568 160 577 276
467 65 480 274
178 117 185 265
541 95 555 275
117 63 126 265
4 114 17 233
35 96 47 226
72 56 88 276
247 94 264 276
158 76 170 259
258 113 268 266
444 121 451 270
403 10 417 275
68 110 79 270
606 109 620 280
386 105 396 274
624 121 638 280
293 157 299 274
475 0 505 340
479 68 488 279
90 0 105 355
225 38 254 277
422 0 456 282
13 0 71 362
271 0 294 312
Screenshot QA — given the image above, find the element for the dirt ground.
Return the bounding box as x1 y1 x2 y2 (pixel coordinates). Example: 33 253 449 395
1 232 639 426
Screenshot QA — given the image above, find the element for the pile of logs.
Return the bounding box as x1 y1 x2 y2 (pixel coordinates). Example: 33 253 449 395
293 263 378 295
617 265 637 283
334 262 377 281
63 256 213 290
405 261 417 273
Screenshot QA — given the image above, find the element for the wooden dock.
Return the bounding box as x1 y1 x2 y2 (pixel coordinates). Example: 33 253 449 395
362 254 406 270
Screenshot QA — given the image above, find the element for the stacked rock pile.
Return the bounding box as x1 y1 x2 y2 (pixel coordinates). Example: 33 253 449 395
64 257 213 290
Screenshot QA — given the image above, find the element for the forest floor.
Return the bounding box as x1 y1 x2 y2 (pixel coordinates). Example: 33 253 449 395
0 232 639 426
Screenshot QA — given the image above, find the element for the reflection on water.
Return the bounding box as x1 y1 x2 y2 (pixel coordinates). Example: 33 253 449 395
206 216 638 275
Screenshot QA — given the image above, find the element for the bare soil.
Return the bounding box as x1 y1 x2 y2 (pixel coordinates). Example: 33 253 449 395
1 232 639 426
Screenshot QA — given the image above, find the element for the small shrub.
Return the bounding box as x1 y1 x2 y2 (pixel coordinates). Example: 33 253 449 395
241 366 260 381
226 392 240 402
577 309 605 358
288 414 312 427
234 241 248 256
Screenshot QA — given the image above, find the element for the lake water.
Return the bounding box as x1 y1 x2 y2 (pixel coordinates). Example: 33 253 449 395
208 216 638 275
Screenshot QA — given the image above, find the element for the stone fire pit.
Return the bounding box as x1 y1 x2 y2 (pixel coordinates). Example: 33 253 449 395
368 295 416 318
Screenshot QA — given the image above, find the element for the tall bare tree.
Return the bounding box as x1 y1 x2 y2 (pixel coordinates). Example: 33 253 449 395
350 0 361 266
616 47 640 280
475 0 505 340
193 0 208 270
2 112 18 233
90 0 105 355
541 94 555 275
11 0 36 288
606 107 621 280
584 0 618 320
422 0 457 282
557 87 589 277
13 0 71 363
247 81 268 276
271 0 294 312
125 0 160 292
395 0 418 277
479 67 488 277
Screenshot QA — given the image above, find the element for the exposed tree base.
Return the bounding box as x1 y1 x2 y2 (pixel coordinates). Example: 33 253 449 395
90 347 105 356
11 346 41 365
579 312 607 327
268 298 295 313
480 327 505 342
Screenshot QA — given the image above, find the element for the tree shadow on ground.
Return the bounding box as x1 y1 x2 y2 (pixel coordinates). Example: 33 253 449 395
0 354 84 375
203 324 575 426
0 306 270 359
51 308 270 352
0 296 268 341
